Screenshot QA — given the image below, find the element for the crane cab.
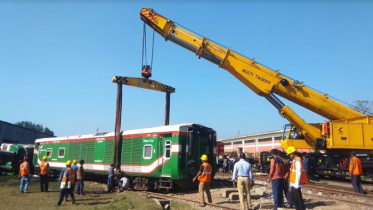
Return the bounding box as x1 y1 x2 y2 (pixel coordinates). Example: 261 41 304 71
281 124 314 149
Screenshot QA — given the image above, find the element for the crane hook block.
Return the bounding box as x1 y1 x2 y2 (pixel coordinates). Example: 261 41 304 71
141 65 152 79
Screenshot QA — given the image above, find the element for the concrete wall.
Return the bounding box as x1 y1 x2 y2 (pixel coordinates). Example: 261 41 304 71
0 120 54 145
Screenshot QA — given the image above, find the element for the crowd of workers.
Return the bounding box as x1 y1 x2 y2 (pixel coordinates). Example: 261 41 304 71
194 147 365 210
17 147 365 209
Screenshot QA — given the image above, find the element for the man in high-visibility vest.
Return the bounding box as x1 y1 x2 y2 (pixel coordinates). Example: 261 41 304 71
349 151 364 194
19 157 31 193
193 154 212 207
56 161 76 206
287 146 307 210
39 156 50 192
64 159 78 199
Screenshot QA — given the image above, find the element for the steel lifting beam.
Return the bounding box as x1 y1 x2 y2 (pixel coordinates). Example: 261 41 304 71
112 76 175 170
112 76 175 93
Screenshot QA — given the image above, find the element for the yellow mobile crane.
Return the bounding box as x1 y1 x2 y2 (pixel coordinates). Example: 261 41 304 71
140 8 373 178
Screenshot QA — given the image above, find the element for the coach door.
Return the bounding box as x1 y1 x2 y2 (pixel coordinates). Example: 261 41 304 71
161 135 172 177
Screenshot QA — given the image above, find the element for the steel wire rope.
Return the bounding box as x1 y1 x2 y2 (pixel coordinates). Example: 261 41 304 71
151 29 155 71
142 22 147 68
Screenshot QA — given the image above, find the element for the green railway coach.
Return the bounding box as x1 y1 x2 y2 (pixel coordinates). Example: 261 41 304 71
0 144 34 174
33 123 217 190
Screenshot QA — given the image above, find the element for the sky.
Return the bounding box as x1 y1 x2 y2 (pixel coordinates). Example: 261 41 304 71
1 1 372 139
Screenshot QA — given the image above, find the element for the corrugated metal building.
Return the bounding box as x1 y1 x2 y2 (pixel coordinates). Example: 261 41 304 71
0 120 54 145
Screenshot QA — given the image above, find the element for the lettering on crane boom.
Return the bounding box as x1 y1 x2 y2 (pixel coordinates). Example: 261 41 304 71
242 69 271 85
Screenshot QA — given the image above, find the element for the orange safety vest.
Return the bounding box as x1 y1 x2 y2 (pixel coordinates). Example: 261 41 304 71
198 163 212 183
40 162 49 175
349 156 363 175
20 161 30 176
289 156 308 185
62 168 75 185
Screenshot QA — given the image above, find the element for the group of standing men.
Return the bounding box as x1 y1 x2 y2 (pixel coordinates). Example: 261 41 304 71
18 157 85 206
194 146 309 210
222 154 236 173
19 156 50 193
267 147 308 210
57 159 85 205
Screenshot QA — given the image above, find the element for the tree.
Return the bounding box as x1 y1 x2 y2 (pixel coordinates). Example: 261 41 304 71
43 127 54 136
15 121 54 136
354 100 373 115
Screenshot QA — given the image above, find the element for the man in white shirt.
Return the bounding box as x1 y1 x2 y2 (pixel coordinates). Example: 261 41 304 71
117 177 129 192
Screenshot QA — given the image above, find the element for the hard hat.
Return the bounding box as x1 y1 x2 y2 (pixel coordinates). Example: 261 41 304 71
42 156 47 160
24 157 28 161
286 146 297 155
66 160 72 166
200 154 208 161
73 159 78 164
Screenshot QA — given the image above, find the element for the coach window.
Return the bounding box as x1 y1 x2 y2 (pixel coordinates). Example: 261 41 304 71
143 145 152 159
58 148 65 158
46 149 52 158
165 140 171 158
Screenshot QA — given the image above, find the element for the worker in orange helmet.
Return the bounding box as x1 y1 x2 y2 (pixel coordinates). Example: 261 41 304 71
19 157 31 193
64 159 78 201
349 151 365 194
39 156 50 192
287 146 308 210
193 154 212 207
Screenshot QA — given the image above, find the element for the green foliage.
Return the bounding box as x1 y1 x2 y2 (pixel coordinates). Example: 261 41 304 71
246 152 253 158
225 151 238 158
15 121 54 136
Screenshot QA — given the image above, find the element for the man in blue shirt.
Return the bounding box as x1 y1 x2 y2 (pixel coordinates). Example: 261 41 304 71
59 161 69 201
232 153 254 210
107 164 115 192
302 154 310 182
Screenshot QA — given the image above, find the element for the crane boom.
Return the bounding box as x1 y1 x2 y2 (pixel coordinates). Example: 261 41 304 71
140 8 363 122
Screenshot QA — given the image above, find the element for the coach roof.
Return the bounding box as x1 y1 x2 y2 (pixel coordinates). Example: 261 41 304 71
35 123 210 143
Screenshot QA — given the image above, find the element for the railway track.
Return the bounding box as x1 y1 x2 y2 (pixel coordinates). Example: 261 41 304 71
143 191 237 210
216 173 372 197
213 176 373 209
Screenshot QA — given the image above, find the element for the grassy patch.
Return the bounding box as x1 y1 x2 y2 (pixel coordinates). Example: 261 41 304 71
170 200 196 210
0 176 162 210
